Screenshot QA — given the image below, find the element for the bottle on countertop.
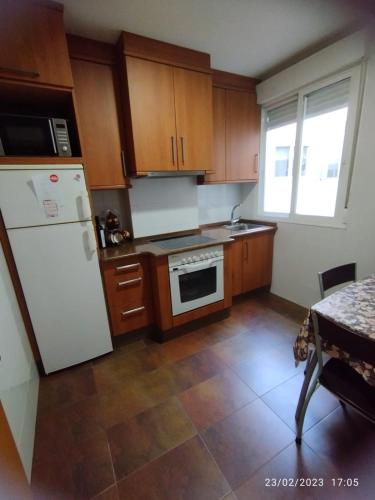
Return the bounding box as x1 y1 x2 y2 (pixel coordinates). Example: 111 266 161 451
95 216 106 249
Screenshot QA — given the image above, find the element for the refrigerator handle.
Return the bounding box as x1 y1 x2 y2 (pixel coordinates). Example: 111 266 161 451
83 227 97 261
76 191 91 221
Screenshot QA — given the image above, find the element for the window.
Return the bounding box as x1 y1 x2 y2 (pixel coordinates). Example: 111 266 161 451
259 67 361 226
274 146 290 177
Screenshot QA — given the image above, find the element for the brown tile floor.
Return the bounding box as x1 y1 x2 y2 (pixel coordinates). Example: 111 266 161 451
31 292 375 499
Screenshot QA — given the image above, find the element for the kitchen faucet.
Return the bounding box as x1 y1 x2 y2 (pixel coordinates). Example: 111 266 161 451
230 204 241 225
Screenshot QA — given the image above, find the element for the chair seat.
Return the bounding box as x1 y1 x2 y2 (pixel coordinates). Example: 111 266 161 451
319 358 375 423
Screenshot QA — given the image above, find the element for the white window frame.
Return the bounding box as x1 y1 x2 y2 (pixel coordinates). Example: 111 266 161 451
257 65 363 228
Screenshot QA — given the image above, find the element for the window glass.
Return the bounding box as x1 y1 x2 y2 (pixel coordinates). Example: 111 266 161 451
295 79 350 217
264 100 297 214
261 74 355 223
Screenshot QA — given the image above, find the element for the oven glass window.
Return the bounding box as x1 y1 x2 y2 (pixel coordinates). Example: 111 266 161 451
179 267 217 303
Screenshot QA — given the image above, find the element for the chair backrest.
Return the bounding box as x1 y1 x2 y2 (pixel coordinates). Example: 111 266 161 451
312 312 375 366
318 262 356 299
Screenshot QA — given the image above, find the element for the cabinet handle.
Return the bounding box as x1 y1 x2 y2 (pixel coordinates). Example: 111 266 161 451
121 150 128 177
115 263 140 272
171 136 176 165
253 154 259 174
121 306 145 317
0 66 40 78
180 137 185 165
118 277 142 287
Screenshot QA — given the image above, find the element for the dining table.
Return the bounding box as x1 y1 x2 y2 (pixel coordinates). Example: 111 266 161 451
294 275 375 387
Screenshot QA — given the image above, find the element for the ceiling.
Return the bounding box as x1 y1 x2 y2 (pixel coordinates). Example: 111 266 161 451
60 0 371 78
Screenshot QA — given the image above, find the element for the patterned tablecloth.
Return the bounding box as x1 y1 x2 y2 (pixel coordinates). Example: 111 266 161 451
294 275 375 387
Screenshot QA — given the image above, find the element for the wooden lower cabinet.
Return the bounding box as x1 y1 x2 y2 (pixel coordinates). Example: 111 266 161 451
0 403 32 499
102 255 153 336
232 231 275 296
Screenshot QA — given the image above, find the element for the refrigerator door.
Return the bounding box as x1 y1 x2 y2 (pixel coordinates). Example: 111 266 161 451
7 221 113 373
0 166 91 229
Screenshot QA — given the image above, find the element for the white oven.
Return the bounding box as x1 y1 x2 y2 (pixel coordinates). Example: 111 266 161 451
168 245 224 316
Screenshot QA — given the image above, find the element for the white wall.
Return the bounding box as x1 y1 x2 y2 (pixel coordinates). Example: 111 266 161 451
241 29 375 307
0 245 39 481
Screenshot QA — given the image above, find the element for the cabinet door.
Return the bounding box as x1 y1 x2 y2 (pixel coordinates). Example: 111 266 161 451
72 59 128 189
0 1 73 87
242 233 274 293
173 68 213 171
205 87 226 182
226 90 260 181
0 0 37 79
126 57 177 172
0 403 32 499
231 237 243 296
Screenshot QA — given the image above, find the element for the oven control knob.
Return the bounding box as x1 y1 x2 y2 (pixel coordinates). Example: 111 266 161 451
205 253 210 259
193 256 199 262
210 252 215 258
215 251 220 257
199 254 204 260
181 258 187 264
187 257 193 263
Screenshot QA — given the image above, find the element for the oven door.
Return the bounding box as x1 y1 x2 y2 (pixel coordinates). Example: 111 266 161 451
0 115 57 156
169 257 224 316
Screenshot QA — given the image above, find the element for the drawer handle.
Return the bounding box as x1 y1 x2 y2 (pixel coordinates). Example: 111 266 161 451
118 277 142 287
115 263 140 272
0 66 40 78
121 306 145 317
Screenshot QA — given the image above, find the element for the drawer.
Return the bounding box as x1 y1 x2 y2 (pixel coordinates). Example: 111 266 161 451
111 275 146 308
103 256 143 286
111 301 153 335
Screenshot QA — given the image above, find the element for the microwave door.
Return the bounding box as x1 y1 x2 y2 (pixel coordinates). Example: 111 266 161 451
0 115 57 156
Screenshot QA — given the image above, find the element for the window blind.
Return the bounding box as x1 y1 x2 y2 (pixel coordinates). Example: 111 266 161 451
305 78 350 118
266 99 298 130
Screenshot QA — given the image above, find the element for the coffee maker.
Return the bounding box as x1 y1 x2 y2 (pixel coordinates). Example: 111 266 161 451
96 209 130 248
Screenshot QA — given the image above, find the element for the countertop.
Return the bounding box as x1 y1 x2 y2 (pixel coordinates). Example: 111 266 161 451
100 220 276 262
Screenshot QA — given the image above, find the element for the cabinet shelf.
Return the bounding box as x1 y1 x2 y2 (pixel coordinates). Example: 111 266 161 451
0 156 83 165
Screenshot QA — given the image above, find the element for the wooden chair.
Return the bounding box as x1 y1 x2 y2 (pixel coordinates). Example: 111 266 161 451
318 262 356 299
295 311 375 444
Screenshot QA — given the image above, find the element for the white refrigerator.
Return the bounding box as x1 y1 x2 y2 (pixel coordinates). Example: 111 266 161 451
0 164 113 374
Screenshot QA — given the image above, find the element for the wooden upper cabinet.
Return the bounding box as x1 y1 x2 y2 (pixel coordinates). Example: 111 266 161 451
173 68 213 171
71 58 128 189
202 70 260 184
120 32 212 174
0 0 73 88
226 90 260 181
126 57 177 172
0 0 36 78
205 86 226 182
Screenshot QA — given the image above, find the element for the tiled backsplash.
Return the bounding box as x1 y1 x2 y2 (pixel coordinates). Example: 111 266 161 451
92 177 246 239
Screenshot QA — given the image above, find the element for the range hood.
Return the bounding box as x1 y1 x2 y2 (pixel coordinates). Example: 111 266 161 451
135 171 205 178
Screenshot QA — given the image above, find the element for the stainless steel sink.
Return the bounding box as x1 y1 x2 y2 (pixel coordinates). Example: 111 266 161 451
223 223 265 231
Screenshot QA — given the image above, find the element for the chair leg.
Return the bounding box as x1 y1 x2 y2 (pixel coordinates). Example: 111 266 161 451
296 377 319 444
295 351 318 421
304 350 313 375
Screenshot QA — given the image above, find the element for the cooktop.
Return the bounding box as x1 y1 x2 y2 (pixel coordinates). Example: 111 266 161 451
152 234 216 250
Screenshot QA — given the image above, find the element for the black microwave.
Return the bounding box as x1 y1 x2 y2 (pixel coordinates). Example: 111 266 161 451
0 114 72 157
